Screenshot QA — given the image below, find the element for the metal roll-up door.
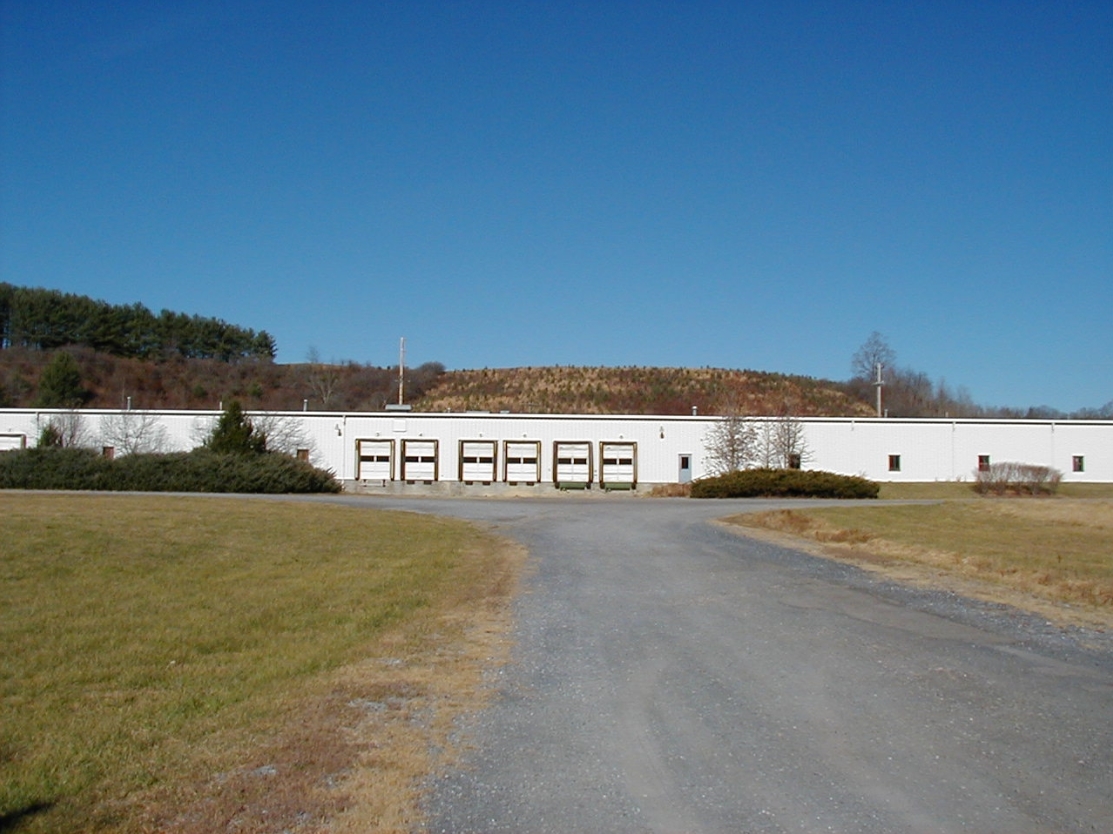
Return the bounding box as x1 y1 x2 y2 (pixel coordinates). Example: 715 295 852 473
600 441 637 490
0 434 27 452
504 440 540 484
554 441 592 489
460 440 497 483
357 439 394 481
401 439 438 482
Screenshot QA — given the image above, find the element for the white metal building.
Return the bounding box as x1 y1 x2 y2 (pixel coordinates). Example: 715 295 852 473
1 409 1110 488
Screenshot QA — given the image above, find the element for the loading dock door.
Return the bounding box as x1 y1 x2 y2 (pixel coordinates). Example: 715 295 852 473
401 439 438 482
357 439 394 481
554 441 592 488
0 434 26 452
460 440 497 483
600 441 637 489
504 440 540 484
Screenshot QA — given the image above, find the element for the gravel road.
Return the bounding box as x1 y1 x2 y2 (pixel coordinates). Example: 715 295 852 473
342 496 1113 833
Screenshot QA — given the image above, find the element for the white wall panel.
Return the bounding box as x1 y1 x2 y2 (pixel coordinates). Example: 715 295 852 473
1 409 1110 484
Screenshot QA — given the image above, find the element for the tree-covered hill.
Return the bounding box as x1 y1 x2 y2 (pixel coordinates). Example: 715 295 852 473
0 347 447 411
0 283 274 362
0 349 870 415
5 287 1100 417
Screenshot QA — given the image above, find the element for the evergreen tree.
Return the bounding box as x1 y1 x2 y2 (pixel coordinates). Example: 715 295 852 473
37 423 64 447
204 400 267 454
34 351 87 407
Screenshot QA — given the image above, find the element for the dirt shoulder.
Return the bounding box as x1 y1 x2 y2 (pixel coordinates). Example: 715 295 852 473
137 537 528 834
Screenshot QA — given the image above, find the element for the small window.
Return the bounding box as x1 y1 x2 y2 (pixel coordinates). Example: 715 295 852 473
296 448 309 462
888 455 901 472
1073 455 1084 473
978 455 991 472
102 446 115 460
788 453 802 470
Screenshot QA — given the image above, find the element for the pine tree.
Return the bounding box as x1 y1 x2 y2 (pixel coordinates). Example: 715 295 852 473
34 351 87 408
204 400 267 455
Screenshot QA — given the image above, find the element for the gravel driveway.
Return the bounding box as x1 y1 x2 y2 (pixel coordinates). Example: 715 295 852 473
340 496 1113 833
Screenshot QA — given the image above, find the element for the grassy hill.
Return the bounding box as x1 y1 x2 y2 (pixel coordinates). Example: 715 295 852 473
0 349 873 416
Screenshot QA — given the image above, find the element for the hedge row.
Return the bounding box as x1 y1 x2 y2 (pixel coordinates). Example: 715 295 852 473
972 462 1062 496
691 468 879 499
0 447 341 494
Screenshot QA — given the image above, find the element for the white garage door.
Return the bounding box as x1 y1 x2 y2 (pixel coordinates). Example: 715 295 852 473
554 441 592 487
402 439 438 482
460 440 497 483
357 439 394 481
600 441 637 489
504 440 540 484
0 434 26 452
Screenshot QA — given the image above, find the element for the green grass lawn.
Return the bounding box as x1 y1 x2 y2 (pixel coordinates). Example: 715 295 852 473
0 494 513 833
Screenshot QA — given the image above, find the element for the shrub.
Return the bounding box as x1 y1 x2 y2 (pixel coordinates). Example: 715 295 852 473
0 447 340 493
691 468 879 499
0 447 111 489
972 462 1062 496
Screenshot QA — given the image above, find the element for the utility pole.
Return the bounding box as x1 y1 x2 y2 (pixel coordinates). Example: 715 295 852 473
874 363 884 417
398 337 405 406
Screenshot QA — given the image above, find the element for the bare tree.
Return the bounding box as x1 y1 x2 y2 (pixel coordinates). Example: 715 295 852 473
305 346 341 408
252 412 316 460
189 414 218 449
702 396 759 475
703 413 758 475
851 331 896 382
37 410 92 448
755 413 811 469
99 410 170 455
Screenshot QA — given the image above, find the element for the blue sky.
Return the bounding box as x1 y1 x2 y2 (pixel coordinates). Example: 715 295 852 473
1 1 1110 411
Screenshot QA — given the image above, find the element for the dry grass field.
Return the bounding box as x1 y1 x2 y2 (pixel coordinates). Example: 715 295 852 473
725 493 1113 631
413 365 873 415
0 494 524 833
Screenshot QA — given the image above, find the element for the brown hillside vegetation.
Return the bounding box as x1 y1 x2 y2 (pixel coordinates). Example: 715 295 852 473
413 366 874 416
0 349 872 416
0 348 443 412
